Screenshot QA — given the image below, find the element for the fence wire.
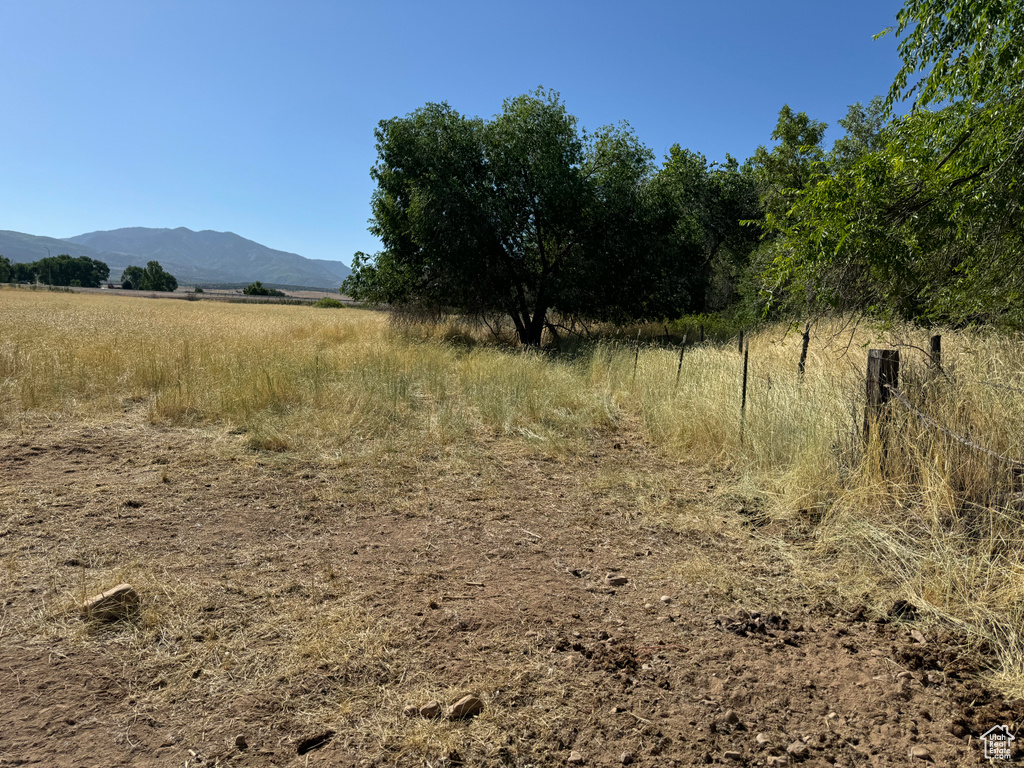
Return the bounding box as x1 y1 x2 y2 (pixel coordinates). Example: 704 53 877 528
885 384 1024 472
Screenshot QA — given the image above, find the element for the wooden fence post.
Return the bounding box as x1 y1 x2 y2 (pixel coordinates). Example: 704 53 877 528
740 341 750 445
929 334 942 370
798 322 811 378
863 349 899 442
632 328 641 381
700 324 705 344
675 336 687 389
738 329 744 355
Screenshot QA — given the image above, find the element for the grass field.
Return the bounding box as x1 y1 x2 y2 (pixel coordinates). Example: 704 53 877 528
3 287 1024 764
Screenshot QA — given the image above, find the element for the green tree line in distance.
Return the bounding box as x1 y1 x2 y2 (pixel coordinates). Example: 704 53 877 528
0 255 179 292
0 254 110 287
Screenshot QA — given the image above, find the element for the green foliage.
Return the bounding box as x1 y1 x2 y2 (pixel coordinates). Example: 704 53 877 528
829 96 887 172
0 256 10 283
121 261 178 292
344 89 704 345
120 265 144 290
751 2 1024 325
880 0 1023 110
9 254 110 287
750 105 829 221
194 286 204 294
653 148 760 312
313 297 345 308
243 281 286 297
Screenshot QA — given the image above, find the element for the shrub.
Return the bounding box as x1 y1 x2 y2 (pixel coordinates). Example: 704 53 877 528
313 297 345 309
243 281 286 297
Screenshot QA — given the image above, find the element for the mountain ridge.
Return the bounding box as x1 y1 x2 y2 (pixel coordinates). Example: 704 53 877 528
0 227 351 290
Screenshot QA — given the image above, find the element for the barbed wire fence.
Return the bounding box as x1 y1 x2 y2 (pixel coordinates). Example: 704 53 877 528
863 335 1024 479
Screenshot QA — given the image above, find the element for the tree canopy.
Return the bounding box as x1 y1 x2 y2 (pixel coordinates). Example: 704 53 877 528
121 261 178 292
748 1 1024 325
343 89 711 344
344 2 1024 335
0 254 110 287
243 281 286 297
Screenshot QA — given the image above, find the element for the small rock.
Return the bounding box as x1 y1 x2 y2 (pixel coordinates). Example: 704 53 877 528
644 603 655 610
567 750 585 765
910 746 933 761
419 700 441 719
403 705 419 718
80 583 139 622
234 734 248 750
660 595 672 603
786 741 809 759
723 709 740 726
755 732 771 744
723 750 743 761
620 752 634 765
448 694 483 720
910 629 927 644
605 574 629 587
767 757 790 767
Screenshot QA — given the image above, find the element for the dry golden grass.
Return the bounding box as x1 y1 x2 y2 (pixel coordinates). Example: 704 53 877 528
629 319 1024 691
5 285 1024 709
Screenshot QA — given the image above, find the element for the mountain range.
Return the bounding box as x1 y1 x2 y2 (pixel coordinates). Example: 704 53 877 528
0 227 352 290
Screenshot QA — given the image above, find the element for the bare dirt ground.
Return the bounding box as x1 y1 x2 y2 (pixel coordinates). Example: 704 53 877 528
1 414 1019 766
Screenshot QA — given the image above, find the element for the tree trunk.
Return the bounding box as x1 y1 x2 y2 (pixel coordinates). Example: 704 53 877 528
512 305 549 346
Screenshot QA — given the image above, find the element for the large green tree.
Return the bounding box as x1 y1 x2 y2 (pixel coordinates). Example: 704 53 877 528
344 89 699 344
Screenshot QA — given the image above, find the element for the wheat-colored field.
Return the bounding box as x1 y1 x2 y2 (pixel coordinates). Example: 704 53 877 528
3 287 1024 763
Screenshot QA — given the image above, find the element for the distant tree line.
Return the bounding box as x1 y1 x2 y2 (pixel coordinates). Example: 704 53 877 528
243 281 286 297
0 254 180 293
343 0 1024 337
0 254 110 287
120 262 178 291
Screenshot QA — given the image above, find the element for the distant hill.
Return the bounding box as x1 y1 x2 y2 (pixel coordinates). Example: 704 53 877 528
0 230 123 268
0 227 352 290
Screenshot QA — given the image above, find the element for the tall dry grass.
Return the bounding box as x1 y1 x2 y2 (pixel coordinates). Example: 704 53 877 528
630 319 1024 690
6 287 1024 691
0 289 616 454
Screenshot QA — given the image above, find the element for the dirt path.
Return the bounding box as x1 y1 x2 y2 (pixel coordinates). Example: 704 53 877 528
0 417 1017 766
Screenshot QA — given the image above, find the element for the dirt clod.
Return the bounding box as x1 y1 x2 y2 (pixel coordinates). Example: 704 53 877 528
448 695 483 720
786 740 809 759
80 583 139 622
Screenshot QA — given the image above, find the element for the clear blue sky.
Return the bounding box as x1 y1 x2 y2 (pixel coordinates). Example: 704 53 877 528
1 1 905 267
